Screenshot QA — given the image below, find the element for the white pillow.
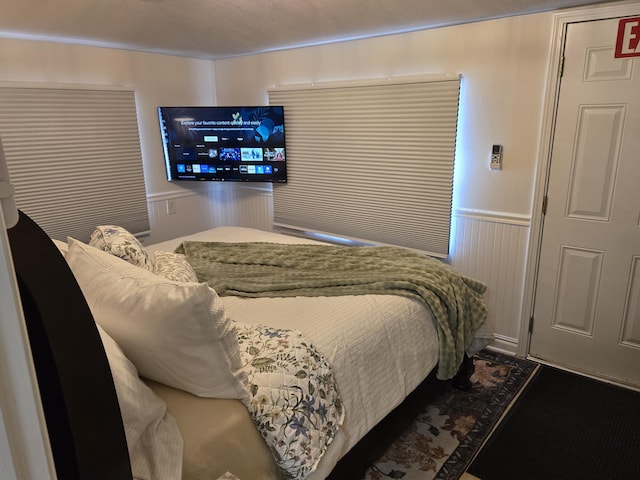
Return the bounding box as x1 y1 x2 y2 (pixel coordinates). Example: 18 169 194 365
66 237 250 402
154 250 199 283
97 324 183 480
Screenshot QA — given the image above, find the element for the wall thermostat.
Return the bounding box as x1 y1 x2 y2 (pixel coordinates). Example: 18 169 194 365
490 144 503 170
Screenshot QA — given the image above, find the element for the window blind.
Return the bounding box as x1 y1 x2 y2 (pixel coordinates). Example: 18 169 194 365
268 75 460 257
0 86 149 241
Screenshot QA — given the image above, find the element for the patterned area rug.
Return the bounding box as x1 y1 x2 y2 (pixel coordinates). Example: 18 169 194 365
362 350 538 480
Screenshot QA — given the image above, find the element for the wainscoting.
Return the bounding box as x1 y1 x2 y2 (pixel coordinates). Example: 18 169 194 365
145 187 216 245
450 209 531 354
146 186 531 353
144 184 274 245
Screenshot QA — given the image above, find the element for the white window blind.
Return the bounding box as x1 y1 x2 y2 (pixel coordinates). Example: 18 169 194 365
0 86 149 241
268 75 461 257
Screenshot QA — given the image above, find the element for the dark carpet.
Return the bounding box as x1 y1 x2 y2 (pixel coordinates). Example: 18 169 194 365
468 365 640 480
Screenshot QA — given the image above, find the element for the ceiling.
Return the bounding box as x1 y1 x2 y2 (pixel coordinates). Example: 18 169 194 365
0 0 617 60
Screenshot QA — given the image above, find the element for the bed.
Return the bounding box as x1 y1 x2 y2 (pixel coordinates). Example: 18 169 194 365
8 213 490 480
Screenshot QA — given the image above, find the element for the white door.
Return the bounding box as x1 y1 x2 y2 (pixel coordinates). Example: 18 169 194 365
530 16 640 388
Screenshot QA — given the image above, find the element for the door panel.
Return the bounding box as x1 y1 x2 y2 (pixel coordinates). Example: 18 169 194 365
621 257 640 348
567 105 623 220
553 246 602 335
530 17 640 388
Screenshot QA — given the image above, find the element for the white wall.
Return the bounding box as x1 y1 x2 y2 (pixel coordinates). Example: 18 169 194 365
0 11 557 351
0 2 630 474
212 12 557 351
213 12 553 216
0 37 220 244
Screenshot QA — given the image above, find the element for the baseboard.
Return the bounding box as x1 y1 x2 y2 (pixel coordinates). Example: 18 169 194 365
485 334 518 356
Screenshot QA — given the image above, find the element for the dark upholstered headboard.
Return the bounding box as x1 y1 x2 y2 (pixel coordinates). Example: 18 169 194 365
8 210 132 480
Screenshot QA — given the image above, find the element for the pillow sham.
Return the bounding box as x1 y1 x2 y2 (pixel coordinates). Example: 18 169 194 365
154 250 199 283
66 238 250 401
97 324 183 480
89 225 154 271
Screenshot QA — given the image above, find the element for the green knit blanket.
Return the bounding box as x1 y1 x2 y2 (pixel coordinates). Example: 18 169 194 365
176 241 488 380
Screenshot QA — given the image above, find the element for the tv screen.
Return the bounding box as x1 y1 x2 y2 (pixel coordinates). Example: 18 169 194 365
158 106 287 183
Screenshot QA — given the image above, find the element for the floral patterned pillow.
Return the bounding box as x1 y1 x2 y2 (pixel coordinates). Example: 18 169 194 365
89 225 154 271
153 251 199 283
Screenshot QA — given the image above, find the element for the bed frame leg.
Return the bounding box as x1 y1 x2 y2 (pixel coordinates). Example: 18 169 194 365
452 353 474 391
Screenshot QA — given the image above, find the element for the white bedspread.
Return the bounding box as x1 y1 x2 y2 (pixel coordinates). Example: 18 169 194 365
147 227 440 479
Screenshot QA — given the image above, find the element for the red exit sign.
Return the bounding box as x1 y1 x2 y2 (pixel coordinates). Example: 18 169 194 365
615 17 640 58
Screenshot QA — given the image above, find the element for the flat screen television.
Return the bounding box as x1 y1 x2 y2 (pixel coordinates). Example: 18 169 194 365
158 106 287 182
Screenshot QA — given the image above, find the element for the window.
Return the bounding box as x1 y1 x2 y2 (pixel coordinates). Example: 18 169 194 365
0 85 149 241
268 75 460 256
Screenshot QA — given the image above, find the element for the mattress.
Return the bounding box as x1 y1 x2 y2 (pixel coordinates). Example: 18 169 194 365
146 226 440 479
146 380 280 480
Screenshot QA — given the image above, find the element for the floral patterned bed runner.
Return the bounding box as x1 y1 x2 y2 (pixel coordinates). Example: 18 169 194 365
236 323 345 479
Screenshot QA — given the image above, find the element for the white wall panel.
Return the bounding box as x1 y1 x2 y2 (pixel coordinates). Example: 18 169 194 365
207 184 274 231
144 187 216 245
450 210 530 353
144 183 275 245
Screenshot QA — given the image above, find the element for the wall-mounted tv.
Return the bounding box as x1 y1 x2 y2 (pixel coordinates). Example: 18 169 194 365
158 106 287 183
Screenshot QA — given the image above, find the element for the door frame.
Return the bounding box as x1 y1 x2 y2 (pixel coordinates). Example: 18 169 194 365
519 0 640 357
